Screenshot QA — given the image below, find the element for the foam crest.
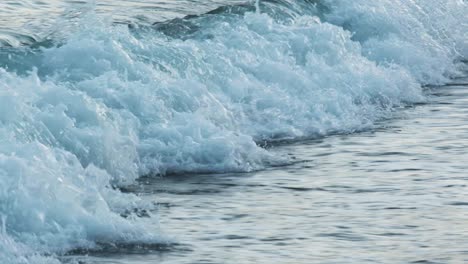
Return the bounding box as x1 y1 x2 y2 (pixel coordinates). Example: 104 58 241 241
322 0 467 83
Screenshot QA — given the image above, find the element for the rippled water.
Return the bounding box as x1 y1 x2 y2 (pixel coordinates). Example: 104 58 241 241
0 0 246 46
0 1 467 264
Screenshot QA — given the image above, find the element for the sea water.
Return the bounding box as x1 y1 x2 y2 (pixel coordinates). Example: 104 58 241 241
0 1 467 263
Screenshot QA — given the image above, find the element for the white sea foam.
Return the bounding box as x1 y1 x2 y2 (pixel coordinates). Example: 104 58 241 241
322 0 467 84
0 0 466 262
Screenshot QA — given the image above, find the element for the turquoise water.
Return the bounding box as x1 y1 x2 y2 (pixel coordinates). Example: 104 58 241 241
0 1 467 263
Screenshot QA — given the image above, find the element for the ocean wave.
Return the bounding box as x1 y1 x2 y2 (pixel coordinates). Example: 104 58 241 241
0 0 466 262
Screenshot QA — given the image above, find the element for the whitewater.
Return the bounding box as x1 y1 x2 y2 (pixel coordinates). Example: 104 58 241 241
0 0 467 263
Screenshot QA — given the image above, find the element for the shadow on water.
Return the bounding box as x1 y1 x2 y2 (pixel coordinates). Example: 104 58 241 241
65 242 186 256
151 0 327 39
60 242 192 264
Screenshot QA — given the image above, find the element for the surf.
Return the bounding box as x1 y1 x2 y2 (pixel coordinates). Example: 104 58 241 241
0 0 466 263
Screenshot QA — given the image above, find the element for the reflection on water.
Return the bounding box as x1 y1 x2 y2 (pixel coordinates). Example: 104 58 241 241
66 81 468 263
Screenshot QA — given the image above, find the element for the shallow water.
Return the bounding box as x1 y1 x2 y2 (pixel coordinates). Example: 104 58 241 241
65 79 468 264
0 1 467 263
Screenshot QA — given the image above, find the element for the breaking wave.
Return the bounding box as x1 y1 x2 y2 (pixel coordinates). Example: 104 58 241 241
0 0 466 262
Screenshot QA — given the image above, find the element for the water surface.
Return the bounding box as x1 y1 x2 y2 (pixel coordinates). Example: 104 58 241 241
0 1 467 263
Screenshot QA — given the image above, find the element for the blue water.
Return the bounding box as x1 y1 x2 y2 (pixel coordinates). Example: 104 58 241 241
0 1 467 263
